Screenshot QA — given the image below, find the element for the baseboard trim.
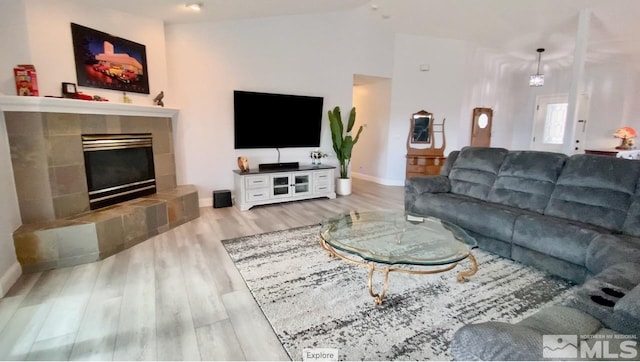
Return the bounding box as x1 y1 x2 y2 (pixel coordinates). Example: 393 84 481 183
351 172 404 187
201 195 236 208
0 261 22 297
200 197 213 208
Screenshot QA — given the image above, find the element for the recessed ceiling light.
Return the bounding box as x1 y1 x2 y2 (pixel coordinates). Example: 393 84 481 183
186 2 202 11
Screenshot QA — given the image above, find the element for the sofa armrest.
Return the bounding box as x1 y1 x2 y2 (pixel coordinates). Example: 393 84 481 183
616 284 640 324
404 176 451 212
452 306 603 361
586 234 640 275
405 175 451 194
452 322 544 361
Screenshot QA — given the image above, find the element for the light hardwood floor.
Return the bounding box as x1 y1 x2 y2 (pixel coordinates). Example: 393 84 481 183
0 179 404 361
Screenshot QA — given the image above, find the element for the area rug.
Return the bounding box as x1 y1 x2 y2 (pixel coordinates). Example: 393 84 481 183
222 225 576 361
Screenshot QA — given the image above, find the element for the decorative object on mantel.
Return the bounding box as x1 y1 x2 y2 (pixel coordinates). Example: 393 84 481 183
406 110 447 179
153 91 164 107
59 81 109 102
70 23 150 94
122 92 132 104
329 106 363 196
92 95 108 102
14 64 39 96
61 82 77 98
75 92 95 101
613 126 637 150
310 150 327 165
237 156 249 172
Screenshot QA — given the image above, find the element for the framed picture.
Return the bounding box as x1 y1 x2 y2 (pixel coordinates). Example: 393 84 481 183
70 23 150 94
61 82 77 98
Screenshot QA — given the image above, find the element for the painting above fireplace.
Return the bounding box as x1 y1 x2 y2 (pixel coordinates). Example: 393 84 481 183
70 23 150 94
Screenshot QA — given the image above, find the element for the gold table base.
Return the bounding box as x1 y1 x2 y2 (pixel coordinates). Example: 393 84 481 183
319 238 478 305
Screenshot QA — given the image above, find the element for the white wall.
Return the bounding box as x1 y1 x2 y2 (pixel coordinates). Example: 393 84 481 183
351 76 392 184
499 60 640 151
0 110 21 296
0 0 30 96
385 33 468 184
583 63 640 149
21 0 168 104
165 7 395 204
0 0 29 297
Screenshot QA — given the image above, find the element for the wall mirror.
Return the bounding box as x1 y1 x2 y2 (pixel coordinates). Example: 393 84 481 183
410 110 432 143
478 113 489 128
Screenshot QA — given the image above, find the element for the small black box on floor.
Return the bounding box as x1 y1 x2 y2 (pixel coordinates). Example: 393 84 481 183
213 189 232 208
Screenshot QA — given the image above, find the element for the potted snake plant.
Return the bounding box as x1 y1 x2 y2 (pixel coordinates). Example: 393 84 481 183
328 106 363 196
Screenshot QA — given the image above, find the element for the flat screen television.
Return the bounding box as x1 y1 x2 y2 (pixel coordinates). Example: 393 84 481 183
234 90 324 149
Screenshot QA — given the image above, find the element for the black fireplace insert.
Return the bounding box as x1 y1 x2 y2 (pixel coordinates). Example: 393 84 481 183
82 134 156 210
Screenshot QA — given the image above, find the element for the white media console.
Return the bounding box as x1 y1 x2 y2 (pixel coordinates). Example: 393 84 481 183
233 165 336 211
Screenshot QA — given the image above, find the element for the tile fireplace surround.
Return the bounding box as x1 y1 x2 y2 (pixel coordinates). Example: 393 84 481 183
1 96 199 273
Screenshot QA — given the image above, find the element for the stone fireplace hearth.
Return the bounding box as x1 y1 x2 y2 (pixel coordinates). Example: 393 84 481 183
2 97 199 273
5 110 177 223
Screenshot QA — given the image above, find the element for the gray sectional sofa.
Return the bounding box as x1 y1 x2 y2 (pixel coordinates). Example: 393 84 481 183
404 147 640 360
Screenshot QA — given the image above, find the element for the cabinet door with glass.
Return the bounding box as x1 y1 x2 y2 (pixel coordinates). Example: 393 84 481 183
292 172 312 196
269 172 312 199
271 174 292 199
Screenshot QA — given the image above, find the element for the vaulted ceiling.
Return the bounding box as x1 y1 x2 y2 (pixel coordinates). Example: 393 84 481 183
79 0 640 67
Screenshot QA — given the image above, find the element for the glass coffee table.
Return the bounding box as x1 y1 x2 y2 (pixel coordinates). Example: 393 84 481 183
319 210 478 305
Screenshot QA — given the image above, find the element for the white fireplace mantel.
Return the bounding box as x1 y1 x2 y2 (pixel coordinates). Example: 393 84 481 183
0 95 179 118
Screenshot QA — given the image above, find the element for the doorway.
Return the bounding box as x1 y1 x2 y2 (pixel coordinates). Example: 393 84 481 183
530 94 588 154
352 74 392 182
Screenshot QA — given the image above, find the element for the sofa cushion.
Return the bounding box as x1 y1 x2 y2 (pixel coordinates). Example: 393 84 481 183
451 199 523 245
448 147 508 201
440 150 459 176
517 305 602 335
487 151 567 214
512 213 605 267
544 154 640 231
512 245 588 283
412 193 522 243
586 235 640 276
465 230 512 259
409 193 469 223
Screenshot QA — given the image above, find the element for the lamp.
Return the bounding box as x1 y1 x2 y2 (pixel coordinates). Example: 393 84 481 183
529 48 545 87
613 126 637 150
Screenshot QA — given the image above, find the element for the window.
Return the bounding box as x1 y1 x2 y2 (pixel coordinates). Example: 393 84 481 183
542 103 568 144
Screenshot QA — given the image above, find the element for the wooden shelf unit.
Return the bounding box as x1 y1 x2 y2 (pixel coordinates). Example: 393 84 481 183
406 111 446 178
406 155 446 179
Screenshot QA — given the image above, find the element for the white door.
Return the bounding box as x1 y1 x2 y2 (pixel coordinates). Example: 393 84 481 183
530 94 588 154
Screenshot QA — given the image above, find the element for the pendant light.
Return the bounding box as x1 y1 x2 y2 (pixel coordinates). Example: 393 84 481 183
529 48 545 87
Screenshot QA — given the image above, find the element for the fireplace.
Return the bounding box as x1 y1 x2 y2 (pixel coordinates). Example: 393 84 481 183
82 134 157 210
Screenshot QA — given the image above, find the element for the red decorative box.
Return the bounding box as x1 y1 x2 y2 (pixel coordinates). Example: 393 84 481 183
14 64 39 96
